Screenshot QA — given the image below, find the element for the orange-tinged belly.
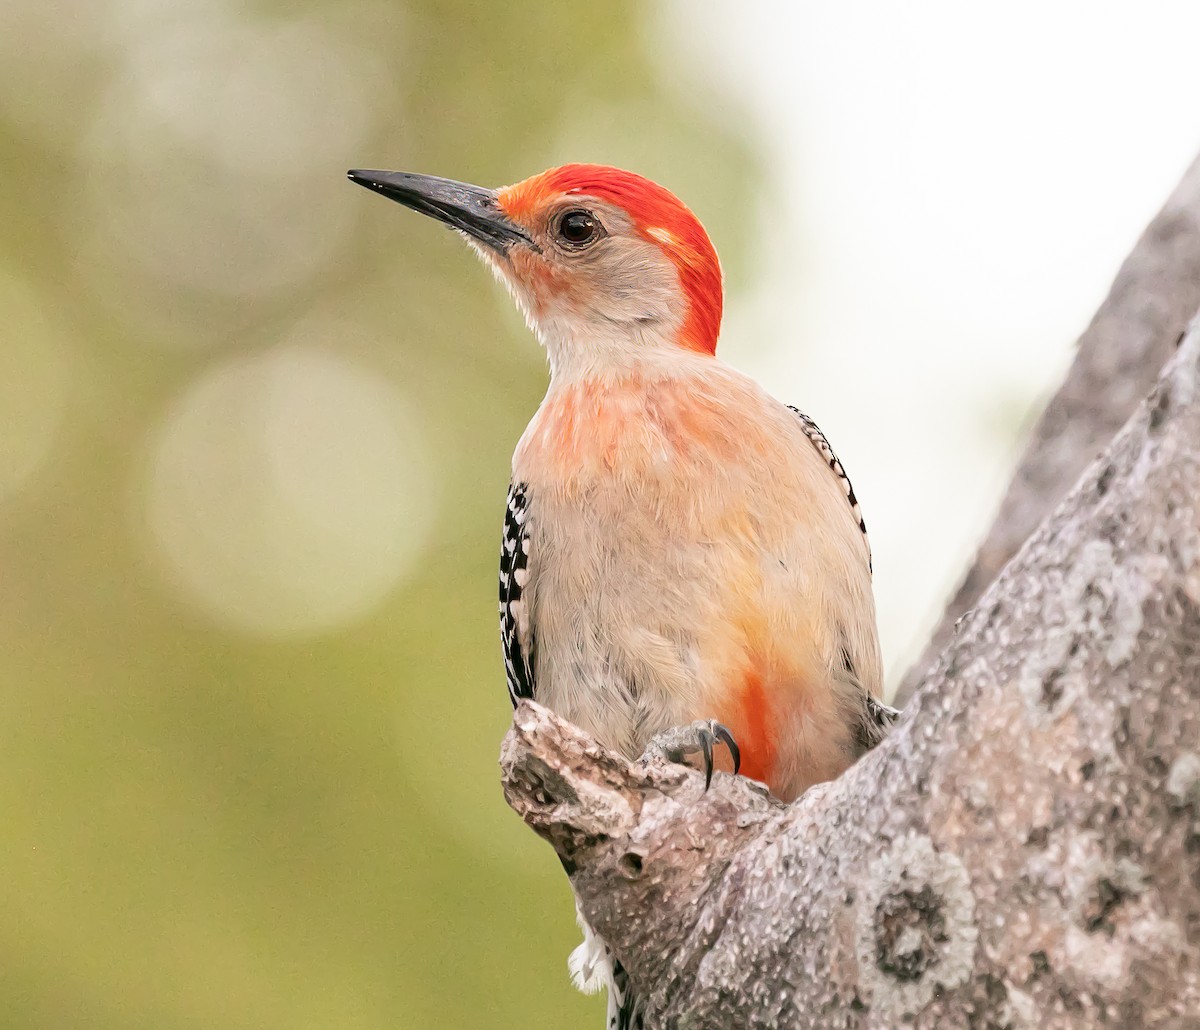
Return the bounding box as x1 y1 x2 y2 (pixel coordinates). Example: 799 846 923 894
709 667 778 789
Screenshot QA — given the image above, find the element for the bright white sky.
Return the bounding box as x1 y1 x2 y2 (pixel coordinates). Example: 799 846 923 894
661 0 1200 685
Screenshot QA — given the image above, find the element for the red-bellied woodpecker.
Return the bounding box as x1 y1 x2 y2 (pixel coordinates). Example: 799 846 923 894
349 163 897 1029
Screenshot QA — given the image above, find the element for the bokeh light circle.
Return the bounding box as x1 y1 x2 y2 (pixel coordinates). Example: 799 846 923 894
71 5 397 348
144 344 434 636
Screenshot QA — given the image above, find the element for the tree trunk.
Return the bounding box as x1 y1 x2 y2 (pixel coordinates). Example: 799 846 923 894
500 163 1200 1029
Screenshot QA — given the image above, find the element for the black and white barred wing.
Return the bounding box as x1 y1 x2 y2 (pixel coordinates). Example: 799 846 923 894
787 406 872 573
499 482 535 706
790 407 900 749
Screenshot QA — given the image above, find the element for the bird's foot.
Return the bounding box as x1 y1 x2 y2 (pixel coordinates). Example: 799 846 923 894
641 720 741 790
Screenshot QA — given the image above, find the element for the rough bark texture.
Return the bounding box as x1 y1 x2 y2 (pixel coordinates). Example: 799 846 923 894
501 321 1200 1027
895 153 1200 704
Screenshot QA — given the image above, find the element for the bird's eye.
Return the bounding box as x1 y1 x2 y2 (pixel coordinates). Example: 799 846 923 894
556 210 602 248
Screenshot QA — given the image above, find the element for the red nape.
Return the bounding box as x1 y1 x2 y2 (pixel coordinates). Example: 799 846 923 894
500 164 724 355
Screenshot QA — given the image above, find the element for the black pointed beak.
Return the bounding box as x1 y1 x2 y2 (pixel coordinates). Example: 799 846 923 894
347 169 535 253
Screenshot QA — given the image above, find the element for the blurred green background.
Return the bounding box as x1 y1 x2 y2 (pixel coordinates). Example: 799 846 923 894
0 1 757 1027
6 0 1199 1024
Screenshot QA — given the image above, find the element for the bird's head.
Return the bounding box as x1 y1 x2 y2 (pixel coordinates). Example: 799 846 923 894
348 164 722 376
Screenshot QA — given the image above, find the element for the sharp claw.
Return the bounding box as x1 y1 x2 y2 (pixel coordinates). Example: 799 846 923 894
642 720 743 792
715 723 741 776
700 728 714 791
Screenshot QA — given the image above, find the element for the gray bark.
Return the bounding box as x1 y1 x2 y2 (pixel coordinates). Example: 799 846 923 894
895 153 1200 704
500 318 1200 1027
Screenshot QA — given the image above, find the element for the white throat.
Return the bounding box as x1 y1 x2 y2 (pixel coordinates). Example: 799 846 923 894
534 313 689 385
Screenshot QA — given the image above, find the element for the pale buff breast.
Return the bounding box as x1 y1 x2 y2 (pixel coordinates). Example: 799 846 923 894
511 357 881 800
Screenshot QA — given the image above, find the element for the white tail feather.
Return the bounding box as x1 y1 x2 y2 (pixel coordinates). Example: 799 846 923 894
568 909 609 995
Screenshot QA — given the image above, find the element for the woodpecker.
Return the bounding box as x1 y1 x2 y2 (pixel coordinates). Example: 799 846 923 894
349 163 897 1029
